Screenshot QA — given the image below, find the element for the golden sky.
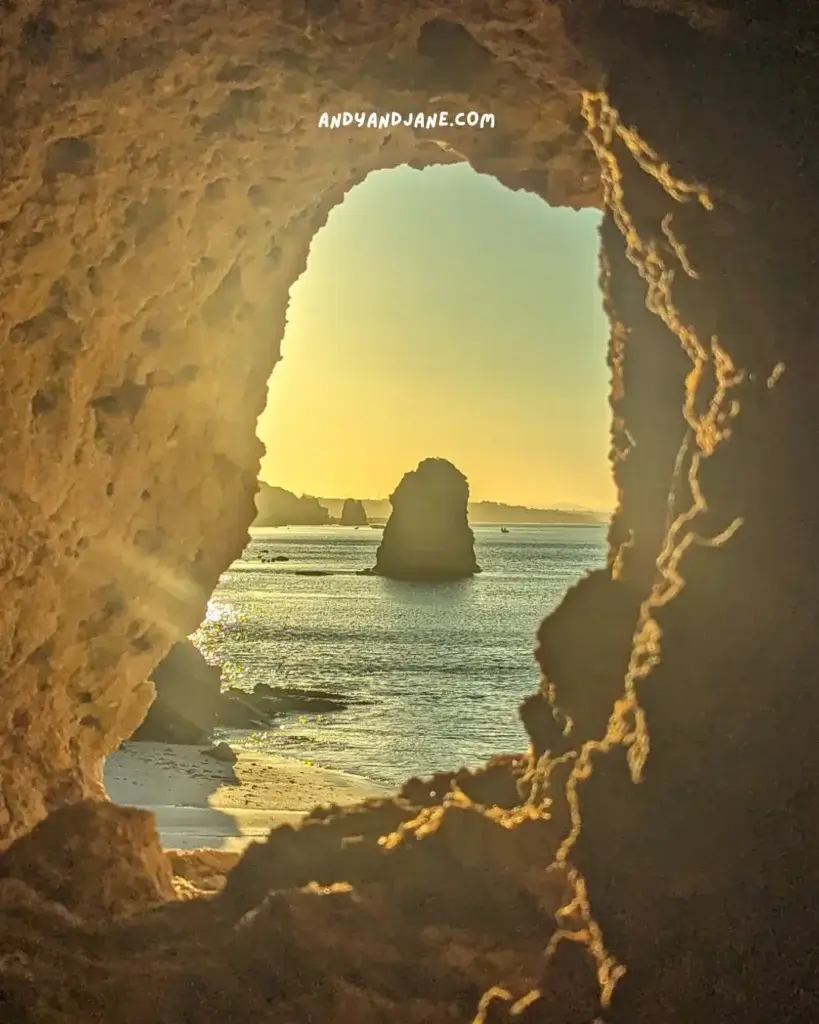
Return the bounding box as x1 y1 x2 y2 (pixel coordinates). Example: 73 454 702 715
257 163 615 510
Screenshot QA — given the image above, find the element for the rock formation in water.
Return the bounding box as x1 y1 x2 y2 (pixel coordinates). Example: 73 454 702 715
132 657 354 736
254 483 330 526
130 639 222 745
340 498 368 526
373 458 481 581
216 682 350 729
0 2 818 1023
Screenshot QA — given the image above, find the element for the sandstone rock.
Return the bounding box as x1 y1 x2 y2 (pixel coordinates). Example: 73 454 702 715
167 847 240 896
399 754 528 810
130 639 222 745
532 570 644 748
340 498 368 526
373 458 481 581
0 801 175 919
203 741 238 764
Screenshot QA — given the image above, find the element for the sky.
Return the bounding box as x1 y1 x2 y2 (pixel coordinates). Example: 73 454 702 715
257 162 615 510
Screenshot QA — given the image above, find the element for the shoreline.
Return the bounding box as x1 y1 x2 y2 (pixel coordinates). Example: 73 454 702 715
104 741 391 851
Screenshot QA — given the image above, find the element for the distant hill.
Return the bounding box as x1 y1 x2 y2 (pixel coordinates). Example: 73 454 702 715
467 501 606 525
254 483 330 526
318 495 608 526
255 482 610 528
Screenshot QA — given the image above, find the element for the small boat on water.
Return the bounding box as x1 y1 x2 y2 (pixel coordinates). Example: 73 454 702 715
500 527 509 534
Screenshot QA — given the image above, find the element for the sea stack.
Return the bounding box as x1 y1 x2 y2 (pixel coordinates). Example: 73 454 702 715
373 458 481 581
340 498 368 526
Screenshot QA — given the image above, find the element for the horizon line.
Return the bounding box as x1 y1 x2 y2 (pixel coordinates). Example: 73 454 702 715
258 481 613 514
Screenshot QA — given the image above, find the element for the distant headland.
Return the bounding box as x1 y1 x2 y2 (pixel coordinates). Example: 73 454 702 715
253 481 609 527
253 484 330 527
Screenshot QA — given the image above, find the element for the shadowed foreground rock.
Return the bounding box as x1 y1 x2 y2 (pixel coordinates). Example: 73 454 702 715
374 459 481 581
130 640 222 744
0 770 603 1024
0 802 175 920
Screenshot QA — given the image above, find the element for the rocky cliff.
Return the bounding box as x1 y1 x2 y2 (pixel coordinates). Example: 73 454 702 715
254 483 330 527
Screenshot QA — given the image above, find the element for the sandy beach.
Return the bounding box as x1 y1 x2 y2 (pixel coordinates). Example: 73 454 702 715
105 741 390 852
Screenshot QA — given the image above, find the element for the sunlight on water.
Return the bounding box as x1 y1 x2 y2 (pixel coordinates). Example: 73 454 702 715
197 524 607 786
191 601 253 683
201 600 235 624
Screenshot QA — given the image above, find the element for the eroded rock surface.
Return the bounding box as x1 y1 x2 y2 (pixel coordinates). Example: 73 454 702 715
0 780 599 1024
0 801 174 920
374 458 481 580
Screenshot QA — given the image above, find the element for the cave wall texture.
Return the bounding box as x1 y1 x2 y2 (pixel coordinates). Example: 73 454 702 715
1 0 819 1022
0 0 600 842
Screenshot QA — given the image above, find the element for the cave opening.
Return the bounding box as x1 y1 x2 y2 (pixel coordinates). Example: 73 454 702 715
175 160 614 792
0 4 818 1023
0 3 605 853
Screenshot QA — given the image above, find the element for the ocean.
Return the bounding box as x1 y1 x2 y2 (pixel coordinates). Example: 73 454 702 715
192 524 608 787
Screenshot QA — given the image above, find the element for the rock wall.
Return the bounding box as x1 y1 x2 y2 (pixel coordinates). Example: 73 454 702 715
1 1 818 1022
531 7 819 1020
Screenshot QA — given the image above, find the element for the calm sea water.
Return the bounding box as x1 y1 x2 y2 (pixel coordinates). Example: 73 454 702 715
192 524 607 787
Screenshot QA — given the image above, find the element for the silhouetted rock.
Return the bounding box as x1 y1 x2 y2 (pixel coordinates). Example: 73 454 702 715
254 482 330 526
251 683 350 714
340 498 368 526
217 687 277 729
130 640 222 744
214 683 351 728
373 458 481 581
0 801 175 919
